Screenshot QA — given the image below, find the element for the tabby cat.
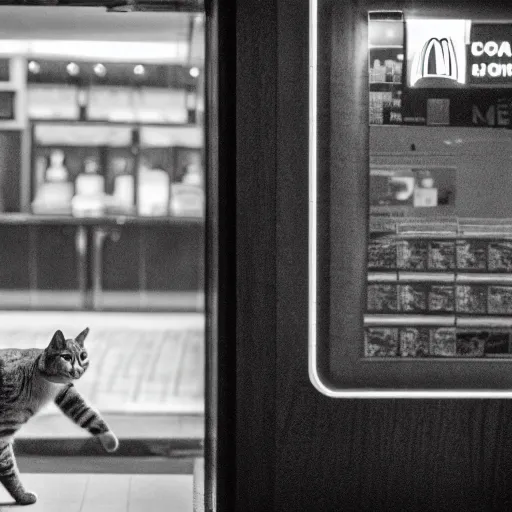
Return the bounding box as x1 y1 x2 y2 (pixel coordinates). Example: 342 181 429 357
0 327 118 505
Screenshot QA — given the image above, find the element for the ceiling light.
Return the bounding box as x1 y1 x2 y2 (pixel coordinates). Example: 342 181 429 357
28 60 40 74
94 63 106 77
66 62 80 76
133 65 145 76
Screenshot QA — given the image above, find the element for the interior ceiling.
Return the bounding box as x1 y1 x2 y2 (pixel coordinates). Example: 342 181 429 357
0 6 202 42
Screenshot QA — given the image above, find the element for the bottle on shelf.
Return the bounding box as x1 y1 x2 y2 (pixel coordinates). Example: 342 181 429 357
137 158 170 217
71 157 106 217
31 149 74 215
111 157 135 214
170 162 205 217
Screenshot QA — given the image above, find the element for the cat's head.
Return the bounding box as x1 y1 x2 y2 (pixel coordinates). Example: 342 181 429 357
38 328 90 384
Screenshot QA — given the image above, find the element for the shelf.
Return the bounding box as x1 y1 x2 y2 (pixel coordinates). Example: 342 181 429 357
368 272 399 282
368 272 512 284
458 317 512 328
30 119 199 128
365 315 454 326
370 205 455 217
368 272 451 283
0 213 204 226
365 315 512 328
369 216 512 233
33 122 203 147
372 232 512 240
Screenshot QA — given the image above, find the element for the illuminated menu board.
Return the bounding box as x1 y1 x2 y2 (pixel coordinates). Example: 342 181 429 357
406 19 468 89
371 19 512 127
468 24 512 86
405 20 512 89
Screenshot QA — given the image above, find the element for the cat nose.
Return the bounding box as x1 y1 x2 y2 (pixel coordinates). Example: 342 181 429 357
72 369 82 378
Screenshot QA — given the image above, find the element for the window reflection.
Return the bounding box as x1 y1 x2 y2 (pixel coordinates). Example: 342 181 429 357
366 13 512 359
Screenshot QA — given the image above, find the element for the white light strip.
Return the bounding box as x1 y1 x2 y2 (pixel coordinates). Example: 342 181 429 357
308 0 320 393
307 7 512 398
0 311 204 331
0 40 188 63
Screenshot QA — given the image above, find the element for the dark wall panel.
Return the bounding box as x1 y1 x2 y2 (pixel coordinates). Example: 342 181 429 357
35 225 77 290
102 226 140 290
0 225 29 289
235 0 278 508
0 132 21 213
232 0 512 510
144 224 203 291
277 392 512 512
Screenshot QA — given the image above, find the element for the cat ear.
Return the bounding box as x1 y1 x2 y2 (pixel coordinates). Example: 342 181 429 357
49 330 66 350
75 327 90 347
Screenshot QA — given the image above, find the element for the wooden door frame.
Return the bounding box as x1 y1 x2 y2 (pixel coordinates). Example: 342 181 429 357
208 0 289 508
208 0 303 508
203 0 236 510
216 0 512 510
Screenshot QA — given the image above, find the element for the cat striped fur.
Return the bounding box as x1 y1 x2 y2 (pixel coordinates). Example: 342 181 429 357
0 328 118 505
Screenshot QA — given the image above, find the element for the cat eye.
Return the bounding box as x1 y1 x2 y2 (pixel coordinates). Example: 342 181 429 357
60 354 72 362
80 352 88 361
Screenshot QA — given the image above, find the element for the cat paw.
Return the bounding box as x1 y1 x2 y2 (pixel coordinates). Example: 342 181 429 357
98 430 119 453
16 491 37 505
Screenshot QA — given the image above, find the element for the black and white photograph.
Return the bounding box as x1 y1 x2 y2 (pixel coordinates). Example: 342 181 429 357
4 1 512 511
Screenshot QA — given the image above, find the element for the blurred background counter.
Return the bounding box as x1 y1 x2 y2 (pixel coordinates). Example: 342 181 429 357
0 214 204 311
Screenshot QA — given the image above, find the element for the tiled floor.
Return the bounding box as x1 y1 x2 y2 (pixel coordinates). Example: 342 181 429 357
0 313 201 511
0 312 204 415
0 474 193 511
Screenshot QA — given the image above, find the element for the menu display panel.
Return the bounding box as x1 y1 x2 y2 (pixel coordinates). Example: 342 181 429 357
468 24 512 86
310 0 512 394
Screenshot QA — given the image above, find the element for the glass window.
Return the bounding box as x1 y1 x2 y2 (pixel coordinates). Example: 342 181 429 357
0 10 205 313
366 13 512 360
0 6 205 459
